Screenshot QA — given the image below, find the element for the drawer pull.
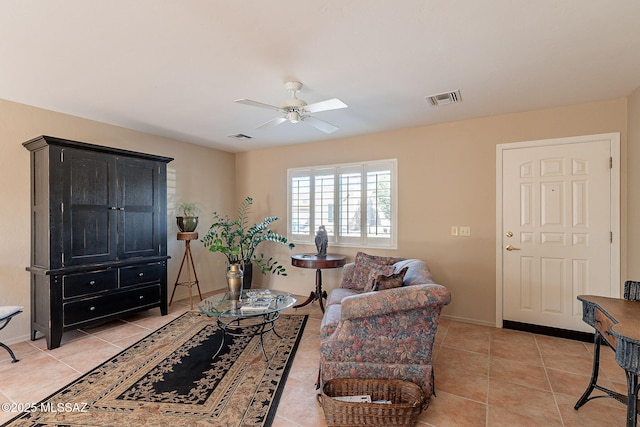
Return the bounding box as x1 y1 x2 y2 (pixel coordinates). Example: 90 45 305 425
89 306 96 311
605 330 613 336
139 295 144 300
89 280 96 285
138 272 144 277
595 319 602 324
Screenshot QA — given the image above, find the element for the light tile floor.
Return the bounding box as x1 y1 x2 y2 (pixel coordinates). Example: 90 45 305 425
0 294 631 426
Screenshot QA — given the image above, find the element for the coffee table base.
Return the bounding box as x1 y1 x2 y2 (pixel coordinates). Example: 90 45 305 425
214 311 282 361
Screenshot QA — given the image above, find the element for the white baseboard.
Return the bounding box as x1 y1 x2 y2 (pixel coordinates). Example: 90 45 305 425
1 333 31 346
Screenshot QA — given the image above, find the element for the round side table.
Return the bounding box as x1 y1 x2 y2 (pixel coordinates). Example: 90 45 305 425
169 232 203 309
291 254 346 313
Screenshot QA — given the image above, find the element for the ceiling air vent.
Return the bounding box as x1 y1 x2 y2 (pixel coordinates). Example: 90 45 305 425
425 90 462 106
227 133 253 140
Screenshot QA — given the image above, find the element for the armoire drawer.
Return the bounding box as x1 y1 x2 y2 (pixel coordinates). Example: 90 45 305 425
63 269 118 298
63 284 161 326
120 263 162 287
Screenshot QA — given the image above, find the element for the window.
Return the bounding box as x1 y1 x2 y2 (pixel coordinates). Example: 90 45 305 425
288 159 397 248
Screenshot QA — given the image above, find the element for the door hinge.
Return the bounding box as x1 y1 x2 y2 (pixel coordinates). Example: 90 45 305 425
60 150 64 162
611 231 613 243
610 157 613 169
60 202 64 213
61 252 65 265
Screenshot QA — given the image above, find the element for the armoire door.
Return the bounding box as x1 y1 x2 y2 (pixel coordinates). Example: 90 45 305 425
117 156 163 259
61 148 118 266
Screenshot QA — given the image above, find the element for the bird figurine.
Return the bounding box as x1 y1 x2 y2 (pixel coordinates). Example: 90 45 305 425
315 225 328 257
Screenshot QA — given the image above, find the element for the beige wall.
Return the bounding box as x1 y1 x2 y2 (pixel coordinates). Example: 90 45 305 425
236 98 628 326
0 99 235 343
0 95 633 343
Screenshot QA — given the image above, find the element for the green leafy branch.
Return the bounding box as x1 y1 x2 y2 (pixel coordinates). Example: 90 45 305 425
201 196 295 275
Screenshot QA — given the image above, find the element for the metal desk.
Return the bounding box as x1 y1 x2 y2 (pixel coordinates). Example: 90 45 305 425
576 292 640 427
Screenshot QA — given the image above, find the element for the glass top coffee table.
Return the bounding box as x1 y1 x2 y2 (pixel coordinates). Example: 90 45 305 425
198 289 296 360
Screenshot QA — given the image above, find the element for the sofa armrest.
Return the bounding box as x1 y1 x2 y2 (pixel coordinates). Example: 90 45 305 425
340 284 451 320
320 283 451 373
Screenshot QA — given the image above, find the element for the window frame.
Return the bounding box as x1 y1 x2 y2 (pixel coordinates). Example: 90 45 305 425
287 159 398 249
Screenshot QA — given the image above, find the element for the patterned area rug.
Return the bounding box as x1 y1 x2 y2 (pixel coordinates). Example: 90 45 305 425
3 312 307 426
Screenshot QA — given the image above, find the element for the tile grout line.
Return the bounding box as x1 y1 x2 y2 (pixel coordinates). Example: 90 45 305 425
535 334 567 427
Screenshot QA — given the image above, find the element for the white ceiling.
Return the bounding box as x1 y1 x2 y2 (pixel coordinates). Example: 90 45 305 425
1 1 639 153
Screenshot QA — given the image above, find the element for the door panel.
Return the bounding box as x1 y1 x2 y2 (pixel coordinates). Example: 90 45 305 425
118 157 161 259
62 149 117 265
501 138 614 332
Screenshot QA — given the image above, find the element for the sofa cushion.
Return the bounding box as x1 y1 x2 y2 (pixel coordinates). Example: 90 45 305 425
342 252 398 290
371 266 409 291
326 287 359 306
320 303 342 338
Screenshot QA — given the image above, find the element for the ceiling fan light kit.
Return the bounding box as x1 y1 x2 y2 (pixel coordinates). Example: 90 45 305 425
287 111 300 123
235 81 347 133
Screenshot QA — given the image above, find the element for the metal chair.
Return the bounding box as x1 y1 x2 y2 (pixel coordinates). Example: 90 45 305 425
624 280 640 301
0 306 23 363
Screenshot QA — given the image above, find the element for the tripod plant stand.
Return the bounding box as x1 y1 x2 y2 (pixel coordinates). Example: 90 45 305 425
169 232 203 309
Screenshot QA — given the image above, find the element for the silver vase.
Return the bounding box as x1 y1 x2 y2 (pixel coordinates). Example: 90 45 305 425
226 263 244 303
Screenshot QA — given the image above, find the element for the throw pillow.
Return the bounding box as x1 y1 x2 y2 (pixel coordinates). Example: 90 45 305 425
372 266 409 291
363 265 398 292
343 252 398 290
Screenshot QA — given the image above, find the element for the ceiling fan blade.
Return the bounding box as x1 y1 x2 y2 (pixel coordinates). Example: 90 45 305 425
235 98 283 112
303 98 348 113
301 116 339 133
256 116 287 129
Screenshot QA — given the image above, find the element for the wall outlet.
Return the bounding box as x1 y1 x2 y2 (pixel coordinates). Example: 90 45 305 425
451 226 458 236
459 226 471 236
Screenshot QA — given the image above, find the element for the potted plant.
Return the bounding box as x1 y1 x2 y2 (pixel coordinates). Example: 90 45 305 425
201 196 294 289
176 202 199 232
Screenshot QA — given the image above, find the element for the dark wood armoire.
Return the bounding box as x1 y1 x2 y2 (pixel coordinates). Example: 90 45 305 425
23 136 173 349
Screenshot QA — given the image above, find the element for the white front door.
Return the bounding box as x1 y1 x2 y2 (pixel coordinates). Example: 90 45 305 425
497 133 620 333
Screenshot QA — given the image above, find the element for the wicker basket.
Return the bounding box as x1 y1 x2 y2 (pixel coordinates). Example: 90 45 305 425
318 378 427 427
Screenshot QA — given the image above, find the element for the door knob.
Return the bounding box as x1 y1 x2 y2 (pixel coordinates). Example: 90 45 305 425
505 244 521 251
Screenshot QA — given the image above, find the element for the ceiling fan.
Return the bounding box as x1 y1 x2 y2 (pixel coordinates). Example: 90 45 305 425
235 81 348 133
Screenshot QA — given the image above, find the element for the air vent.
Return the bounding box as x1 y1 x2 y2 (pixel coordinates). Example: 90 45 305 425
227 133 253 140
425 90 462 106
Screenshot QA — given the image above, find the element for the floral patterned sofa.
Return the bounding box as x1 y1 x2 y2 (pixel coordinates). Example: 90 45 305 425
319 252 451 399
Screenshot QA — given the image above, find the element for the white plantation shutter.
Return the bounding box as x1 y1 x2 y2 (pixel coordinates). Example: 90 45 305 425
288 159 397 249
365 164 393 245
314 171 335 236
290 174 311 237
337 165 362 245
